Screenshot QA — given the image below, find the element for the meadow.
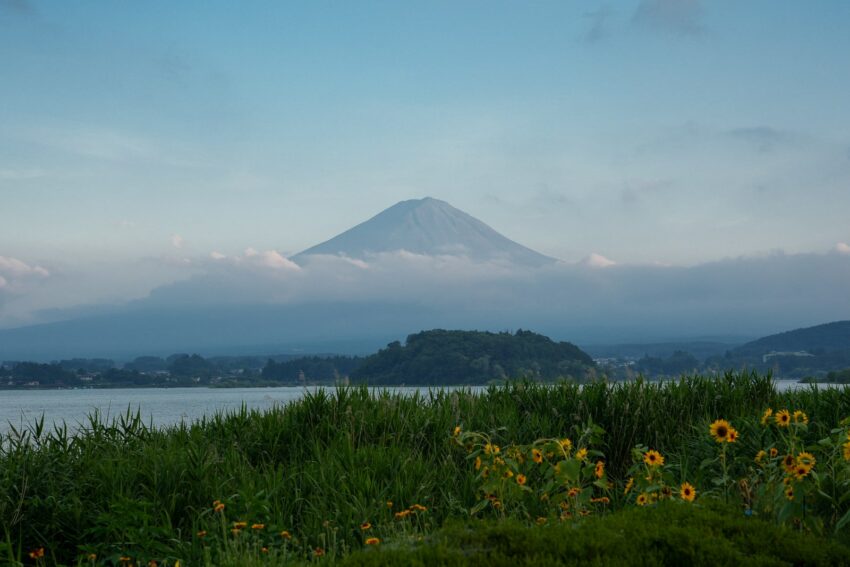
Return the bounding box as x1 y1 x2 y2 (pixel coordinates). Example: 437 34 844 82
3 372 850 566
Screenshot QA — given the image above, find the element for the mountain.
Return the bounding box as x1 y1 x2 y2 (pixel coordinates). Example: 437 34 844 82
730 321 850 358
293 197 556 267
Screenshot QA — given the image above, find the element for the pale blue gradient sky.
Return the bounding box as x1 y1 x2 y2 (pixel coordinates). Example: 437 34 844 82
1 0 850 324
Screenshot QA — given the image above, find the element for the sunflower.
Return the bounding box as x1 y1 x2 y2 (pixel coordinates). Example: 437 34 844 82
727 429 739 443
502 469 514 479
794 465 811 481
251 524 265 530
760 408 773 426
784 486 794 501
567 487 581 498
680 482 696 502
782 454 796 473
661 486 673 499
594 461 605 479
453 426 461 437
843 440 850 461
365 537 380 545
516 474 527 486
280 530 292 540
360 522 372 531
792 410 808 424
474 456 482 470
532 448 543 464
643 449 665 467
576 448 588 461
796 452 816 468
624 477 634 494
754 450 767 464
769 448 778 458
560 438 573 454
636 493 649 506
709 419 731 442
536 517 548 525
775 410 791 427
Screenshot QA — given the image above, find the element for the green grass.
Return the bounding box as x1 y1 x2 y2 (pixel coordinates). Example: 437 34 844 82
1 372 849 565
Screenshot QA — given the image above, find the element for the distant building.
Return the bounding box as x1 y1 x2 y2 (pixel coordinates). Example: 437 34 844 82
762 351 815 363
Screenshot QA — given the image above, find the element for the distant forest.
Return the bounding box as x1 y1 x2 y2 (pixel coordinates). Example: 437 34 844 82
351 329 596 385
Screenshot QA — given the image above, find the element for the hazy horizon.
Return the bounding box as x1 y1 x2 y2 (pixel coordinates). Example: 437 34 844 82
2 1 849 347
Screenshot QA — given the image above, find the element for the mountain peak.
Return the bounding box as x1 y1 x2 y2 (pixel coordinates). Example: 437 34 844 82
294 198 555 266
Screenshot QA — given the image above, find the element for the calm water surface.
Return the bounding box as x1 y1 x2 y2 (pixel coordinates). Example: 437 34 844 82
0 380 836 435
0 386 481 434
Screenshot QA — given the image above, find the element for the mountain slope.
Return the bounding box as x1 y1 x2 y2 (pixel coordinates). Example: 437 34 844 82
731 321 850 357
293 197 556 267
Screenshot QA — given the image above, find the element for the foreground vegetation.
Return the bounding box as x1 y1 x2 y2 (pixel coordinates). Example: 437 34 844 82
3 373 850 565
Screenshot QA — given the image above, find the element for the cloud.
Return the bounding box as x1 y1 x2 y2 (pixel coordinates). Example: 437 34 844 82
580 253 617 268
633 0 704 36
836 242 850 255
210 251 227 260
726 127 794 153
0 256 49 278
0 0 35 16
583 6 613 43
171 234 185 249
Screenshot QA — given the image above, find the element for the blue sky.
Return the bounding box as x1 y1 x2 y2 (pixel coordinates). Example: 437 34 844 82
1 0 850 327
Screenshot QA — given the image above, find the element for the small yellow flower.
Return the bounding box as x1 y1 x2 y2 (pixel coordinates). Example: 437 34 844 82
624 477 634 494
410 504 428 512
196 530 207 538
502 469 514 479
782 454 796 473
643 449 664 467
709 419 731 442
769 447 778 458
251 523 265 530
792 410 808 424
261 547 269 554
680 482 696 502
594 460 605 479
591 496 610 504
314 548 325 557
386 500 393 508
213 503 225 513
231 528 242 536
280 530 292 539
88 554 97 561
365 537 380 545
576 448 588 461
516 473 527 486
233 521 248 529
794 465 811 481
532 448 543 464
560 438 573 454
760 408 773 425
727 429 739 443
453 425 461 436
474 456 482 470
28 548 45 560
360 522 372 530
636 493 649 506
755 450 767 464
775 410 791 427
567 487 581 498
797 452 816 468
843 440 850 461
784 486 794 501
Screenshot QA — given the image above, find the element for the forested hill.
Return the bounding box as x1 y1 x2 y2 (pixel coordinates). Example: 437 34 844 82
730 321 850 358
351 329 595 385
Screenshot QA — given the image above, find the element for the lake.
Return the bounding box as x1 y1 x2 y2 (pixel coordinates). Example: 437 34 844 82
0 380 837 435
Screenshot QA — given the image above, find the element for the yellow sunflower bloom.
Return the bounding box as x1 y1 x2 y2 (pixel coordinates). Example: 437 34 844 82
792 410 808 424
775 410 791 427
782 454 796 473
727 428 739 443
636 493 649 506
643 449 664 467
517 474 527 486
709 419 732 442
760 408 773 426
365 537 380 545
755 450 767 464
680 482 696 502
624 477 634 494
796 452 816 468
843 440 850 461
576 448 588 461
532 448 543 464
594 460 605 479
